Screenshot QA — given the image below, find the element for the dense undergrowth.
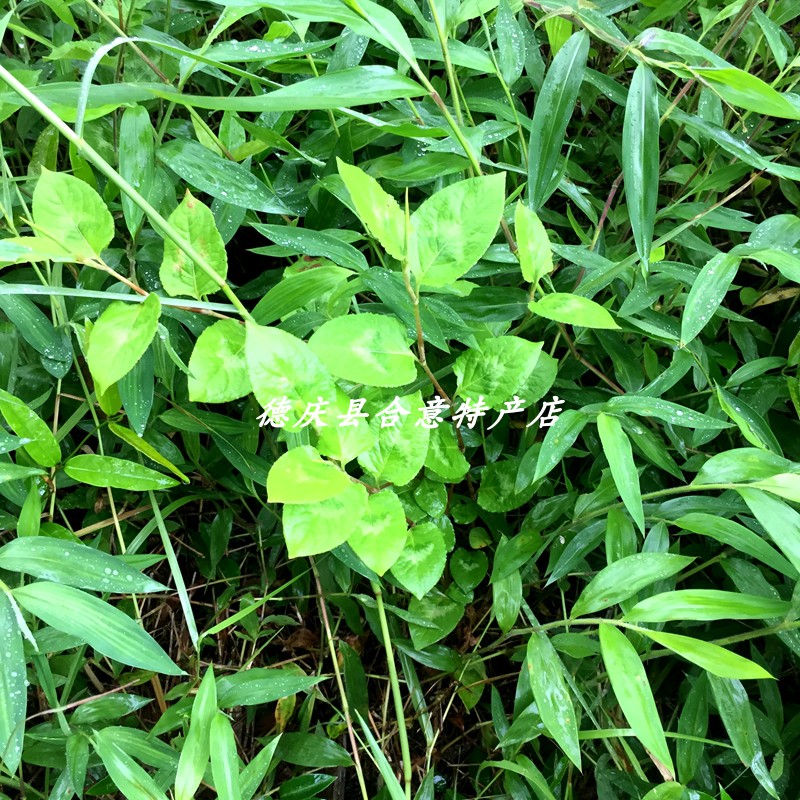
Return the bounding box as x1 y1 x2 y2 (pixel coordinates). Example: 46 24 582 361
2 1 800 799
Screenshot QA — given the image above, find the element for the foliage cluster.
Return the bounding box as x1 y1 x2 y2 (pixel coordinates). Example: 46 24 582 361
1 1 800 799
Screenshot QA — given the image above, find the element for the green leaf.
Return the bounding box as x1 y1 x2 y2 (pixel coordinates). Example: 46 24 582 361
187 319 251 404
119 105 155 237
93 732 170 800
737 488 800 576
571 553 694 617
515 202 552 285
282 481 368 558
623 590 790 622
160 190 228 300
496 0 525 86
716 385 781 454
529 293 620 329
245 323 336 428
0 538 167 593
267 445 351 504
527 31 589 211
623 63 659 270
0 463 46 484
407 589 464 650
0 590 25 775
680 252 740 345
336 159 405 261
596 413 644 533
692 447 793 485
410 173 505 287
693 66 800 120
357 392 429 485
210 713 241 800
636 629 773 680
0 388 60 467
347 490 408 576
674 512 796 578
390 522 446 600
308 313 417 387
64 454 180 491
158 139 289 214
424 425 470 481
108 422 190 483
454 336 542 407
13 581 182 675
602 395 731 430
526 631 581 768
86 293 161 395
315 388 377 465
251 223 367 272
175 666 217 800
599 623 674 776
707 674 778 798
216 670 324 708
32 168 113 261
533 409 588 482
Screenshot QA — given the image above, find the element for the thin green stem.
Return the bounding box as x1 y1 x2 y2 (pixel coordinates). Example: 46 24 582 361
372 580 412 800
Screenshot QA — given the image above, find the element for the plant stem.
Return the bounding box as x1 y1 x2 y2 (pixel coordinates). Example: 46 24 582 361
0 63 255 323
372 579 412 800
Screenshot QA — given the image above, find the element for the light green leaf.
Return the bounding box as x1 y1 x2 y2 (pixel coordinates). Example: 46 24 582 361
716 385 781 454
160 190 228 300
175 666 217 800
680 252 740 345
424 424 469 481
526 631 581 768
315 388 377 465
336 159 405 261
86 293 161 395
515 202 552 285
0 388 60 467
533 409 588 482
527 31 589 211
390 522 446 599
210 713 241 800
571 553 693 618
737 488 800 576
357 392 429 486
245 323 336 429
692 447 793 485
187 319 251 403
93 732 170 800
410 173 506 287
282 481 368 558
14 581 182 675
707 674 777 797
64 454 179 491
108 422 190 483
603 395 731 430
529 293 620 329
694 66 800 120
0 538 167 593
623 63 659 270
637 629 773 680
675 512 795 577
32 168 113 261
749 472 800 502
0 464 46 484
596 413 644 533
599 623 674 776
308 313 417 387
454 336 542 407
267 445 351 505
347 490 408 576
624 589 790 622
0 591 25 775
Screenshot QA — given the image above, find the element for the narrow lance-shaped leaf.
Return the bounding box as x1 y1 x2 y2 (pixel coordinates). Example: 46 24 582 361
596 413 644 533
0 590 25 775
526 631 581 768
680 252 740 346
599 623 674 776
13 581 183 676
175 666 217 800
707 674 778 798
515 202 552 285
571 553 694 618
527 31 589 211
623 63 660 271
0 388 60 467
210 713 241 800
